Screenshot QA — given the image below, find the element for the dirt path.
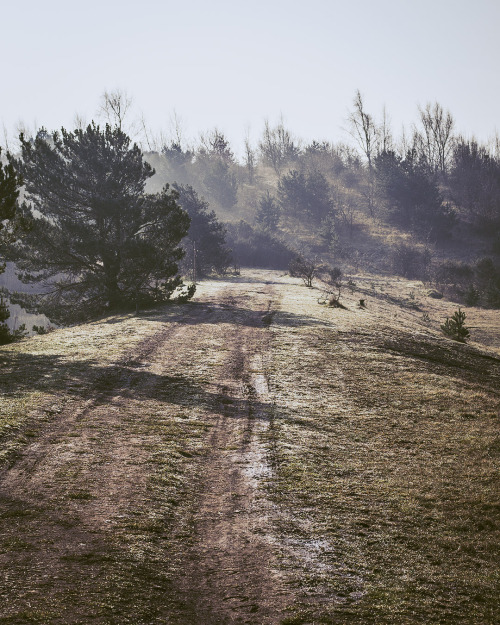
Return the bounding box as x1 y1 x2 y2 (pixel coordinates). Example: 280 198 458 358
0 275 291 624
177 288 288 624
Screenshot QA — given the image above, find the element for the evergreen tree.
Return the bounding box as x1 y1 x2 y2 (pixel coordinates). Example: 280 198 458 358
173 184 231 277
374 149 455 241
196 129 238 209
278 170 333 223
441 308 470 343
10 124 191 322
0 148 22 274
0 296 27 345
0 296 11 344
255 191 280 231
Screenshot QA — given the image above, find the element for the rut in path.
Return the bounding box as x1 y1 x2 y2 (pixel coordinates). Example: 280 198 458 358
177 288 288 624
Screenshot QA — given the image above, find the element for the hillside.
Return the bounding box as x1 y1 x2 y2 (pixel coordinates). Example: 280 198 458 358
0 269 499 624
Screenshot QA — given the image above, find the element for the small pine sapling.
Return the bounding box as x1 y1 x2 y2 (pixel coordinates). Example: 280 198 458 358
441 308 470 343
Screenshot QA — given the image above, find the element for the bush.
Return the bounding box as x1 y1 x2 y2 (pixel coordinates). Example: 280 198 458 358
289 256 320 287
255 191 280 231
278 169 333 223
0 297 27 344
433 258 500 308
318 266 346 307
225 221 295 269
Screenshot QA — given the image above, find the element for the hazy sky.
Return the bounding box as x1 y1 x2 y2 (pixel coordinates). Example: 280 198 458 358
1 0 499 157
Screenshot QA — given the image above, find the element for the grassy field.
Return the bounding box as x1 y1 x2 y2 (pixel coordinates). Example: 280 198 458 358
0 269 499 624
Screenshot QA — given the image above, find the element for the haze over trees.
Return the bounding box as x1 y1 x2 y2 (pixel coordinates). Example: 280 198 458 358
2 88 500 331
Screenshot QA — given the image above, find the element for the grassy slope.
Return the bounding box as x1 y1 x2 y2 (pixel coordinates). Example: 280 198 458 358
265 274 500 624
0 270 499 624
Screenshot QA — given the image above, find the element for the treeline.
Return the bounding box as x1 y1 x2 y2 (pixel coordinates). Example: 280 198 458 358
2 90 500 343
149 95 500 241
143 91 500 303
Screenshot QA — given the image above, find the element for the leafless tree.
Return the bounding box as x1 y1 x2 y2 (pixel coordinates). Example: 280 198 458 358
199 128 234 161
98 89 133 131
378 105 393 153
348 90 378 169
417 102 455 174
318 266 345 307
259 117 299 176
73 113 87 131
243 127 256 184
169 110 185 147
289 255 320 287
333 185 357 237
139 113 154 151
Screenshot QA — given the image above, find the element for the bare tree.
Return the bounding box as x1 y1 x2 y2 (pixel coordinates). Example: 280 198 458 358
378 105 393 153
348 90 378 169
333 185 357 237
199 128 234 161
243 127 256 184
169 110 185 147
73 113 87 131
318 267 346 308
98 89 133 131
259 117 299 176
289 255 320 287
139 113 154 151
1 124 10 151
417 102 455 175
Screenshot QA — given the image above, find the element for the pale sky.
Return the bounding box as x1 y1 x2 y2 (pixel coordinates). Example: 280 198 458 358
1 0 499 158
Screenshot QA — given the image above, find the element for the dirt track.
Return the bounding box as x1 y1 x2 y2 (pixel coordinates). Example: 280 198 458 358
0 275 291 624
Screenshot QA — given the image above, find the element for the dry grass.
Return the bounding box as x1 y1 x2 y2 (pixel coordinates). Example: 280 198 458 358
263 273 500 624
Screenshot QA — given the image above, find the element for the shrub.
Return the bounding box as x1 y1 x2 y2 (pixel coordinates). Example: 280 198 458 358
289 256 320 287
225 221 294 269
319 266 345 306
0 297 27 345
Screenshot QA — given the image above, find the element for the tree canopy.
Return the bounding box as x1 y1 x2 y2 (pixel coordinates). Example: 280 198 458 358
0 148 22 274
10 123 191 322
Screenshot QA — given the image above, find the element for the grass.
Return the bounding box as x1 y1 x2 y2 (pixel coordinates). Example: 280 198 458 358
0 301 226 624
264 277 500 624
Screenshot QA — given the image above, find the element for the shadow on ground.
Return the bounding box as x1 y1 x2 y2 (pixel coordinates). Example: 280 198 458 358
134 300 335 329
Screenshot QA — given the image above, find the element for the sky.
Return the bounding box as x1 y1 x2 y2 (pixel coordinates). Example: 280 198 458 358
1 0 499 158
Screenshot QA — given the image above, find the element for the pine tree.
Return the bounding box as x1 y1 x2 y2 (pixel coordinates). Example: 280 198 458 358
0 148 22 275
173 184 231 277
441 308 470 342
10 124 191 323
0 296 11 344
256 191 280 231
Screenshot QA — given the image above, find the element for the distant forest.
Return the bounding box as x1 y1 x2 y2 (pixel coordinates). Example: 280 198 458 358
145 91 500 305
